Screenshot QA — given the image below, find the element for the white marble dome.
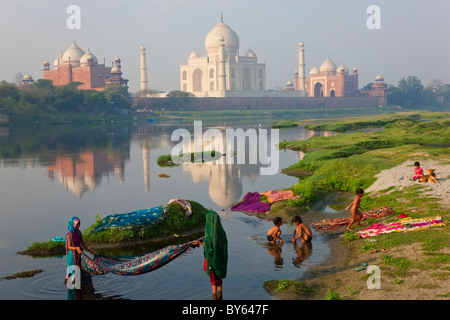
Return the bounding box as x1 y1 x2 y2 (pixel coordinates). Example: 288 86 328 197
309 66 319 75
205 20 239 52
62 41 85 66
189 50 201 59
320 58 337 73
245 49 256 57
80 49 98 66
53 53 63 68
337 64 348 74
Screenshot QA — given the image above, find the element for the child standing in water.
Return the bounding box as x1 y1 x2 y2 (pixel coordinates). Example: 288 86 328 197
267 217 283 243
410 161 423 181
346 188 365 231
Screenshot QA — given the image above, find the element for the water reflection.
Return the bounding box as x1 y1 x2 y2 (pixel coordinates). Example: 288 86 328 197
47 151 129 199
292 241 313 268
0 122 334 300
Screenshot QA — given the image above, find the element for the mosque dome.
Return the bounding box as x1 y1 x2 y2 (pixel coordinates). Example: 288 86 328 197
375 75 384 81
189 50 201 59
63 41 85 65
53 53 63 68
23 73 33 81
320 58 337 73
337 64 348 74
309 66 319 75
205 19 240 52
245 49 256 57
80 49 98 66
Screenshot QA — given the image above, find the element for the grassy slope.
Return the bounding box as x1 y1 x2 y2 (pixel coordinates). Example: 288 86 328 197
266 111 450 299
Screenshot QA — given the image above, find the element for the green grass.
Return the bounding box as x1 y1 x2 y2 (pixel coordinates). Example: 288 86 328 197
264 279 315 297
157 151 222 167
270 120 298 129
278 112 450 213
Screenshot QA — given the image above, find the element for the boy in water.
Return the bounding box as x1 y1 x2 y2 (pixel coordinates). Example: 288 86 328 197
291 215 312 243
346 188 365 231
267 217 283 243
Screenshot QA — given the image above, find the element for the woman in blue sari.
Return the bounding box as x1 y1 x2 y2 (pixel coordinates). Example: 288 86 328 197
65 217 98 285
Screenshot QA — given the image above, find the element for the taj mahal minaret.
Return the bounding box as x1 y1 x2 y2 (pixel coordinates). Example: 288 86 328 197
140 45 148 95
298 41 306 94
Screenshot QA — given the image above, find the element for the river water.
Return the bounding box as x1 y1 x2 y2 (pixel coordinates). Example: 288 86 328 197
0 118 344 300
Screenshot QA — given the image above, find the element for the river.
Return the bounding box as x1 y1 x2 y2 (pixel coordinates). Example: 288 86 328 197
0 118 344 300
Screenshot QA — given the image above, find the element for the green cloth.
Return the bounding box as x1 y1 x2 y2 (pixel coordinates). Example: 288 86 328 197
204 211 228 279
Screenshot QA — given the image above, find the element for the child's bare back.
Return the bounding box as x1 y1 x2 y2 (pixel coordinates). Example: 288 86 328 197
346 188 364 231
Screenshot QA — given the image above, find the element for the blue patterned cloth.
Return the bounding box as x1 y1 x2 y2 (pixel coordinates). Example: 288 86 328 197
80 239 202 276
86 205 169 234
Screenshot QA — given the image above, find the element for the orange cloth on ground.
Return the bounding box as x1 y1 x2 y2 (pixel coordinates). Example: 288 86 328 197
260 190 301 203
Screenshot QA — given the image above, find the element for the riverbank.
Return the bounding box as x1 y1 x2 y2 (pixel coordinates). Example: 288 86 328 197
265 112 450 300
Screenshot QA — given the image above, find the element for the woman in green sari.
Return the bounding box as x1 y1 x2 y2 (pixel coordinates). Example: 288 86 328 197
193 210 228 300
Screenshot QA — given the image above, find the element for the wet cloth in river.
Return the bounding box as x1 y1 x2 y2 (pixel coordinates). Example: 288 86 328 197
86 205 170 234
312 207 395 230
230 192 271 213
80 239 200 276
358 216 445 238
260 190 301 203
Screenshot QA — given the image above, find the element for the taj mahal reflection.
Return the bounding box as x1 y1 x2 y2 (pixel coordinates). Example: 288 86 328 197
43 124 335 205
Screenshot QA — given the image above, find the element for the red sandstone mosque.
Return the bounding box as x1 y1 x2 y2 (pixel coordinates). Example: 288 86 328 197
42 41 128 91
290 42 386 99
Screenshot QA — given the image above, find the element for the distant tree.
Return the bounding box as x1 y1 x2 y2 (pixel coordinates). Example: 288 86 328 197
13 72 24 86
428 78 443 92
397 76 424 106
0 82 20 111
54 82 84 111
361 82 374 90
103 85 131 111
166 90 194 110
83 90 108 112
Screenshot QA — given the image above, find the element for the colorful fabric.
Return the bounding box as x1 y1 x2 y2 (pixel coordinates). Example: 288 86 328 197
230 192 271 213
80 240 198 276
312 207 395 230
66 217 82 280
66 217 82 267
358 216 445 238
168 198 192 216
204 211 228 279
260 190 301 203
86 205 169 234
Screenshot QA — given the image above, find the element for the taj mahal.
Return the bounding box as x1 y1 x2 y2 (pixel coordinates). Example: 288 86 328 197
140 15 385 102
178 16 273 98
141 16 308 99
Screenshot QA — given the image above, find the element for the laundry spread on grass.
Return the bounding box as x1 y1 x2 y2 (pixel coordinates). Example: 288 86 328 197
231 190 301 213
357 216 445 238
80 240 200 276
312 207 395 230
230 192 271 213
86 205 170 234
260 190 301 204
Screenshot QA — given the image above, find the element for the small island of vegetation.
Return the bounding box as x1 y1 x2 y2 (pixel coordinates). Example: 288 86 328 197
19 200 209 257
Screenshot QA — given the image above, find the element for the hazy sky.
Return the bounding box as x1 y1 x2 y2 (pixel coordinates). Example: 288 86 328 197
1 0 449 94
